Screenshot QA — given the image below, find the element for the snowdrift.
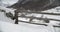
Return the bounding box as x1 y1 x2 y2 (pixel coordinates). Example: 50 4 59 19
0 21 55 32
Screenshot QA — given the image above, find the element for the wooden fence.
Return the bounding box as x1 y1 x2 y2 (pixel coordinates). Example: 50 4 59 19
14 10 60 27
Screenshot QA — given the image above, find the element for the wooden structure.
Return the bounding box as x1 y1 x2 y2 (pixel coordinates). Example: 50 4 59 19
12 9 60 27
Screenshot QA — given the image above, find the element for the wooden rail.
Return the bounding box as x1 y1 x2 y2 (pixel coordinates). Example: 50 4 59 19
14 10 60 27
17 11 60 15
18 16 60 21
18 20 60 27
18 20 47 26
53 25 60 27
18 16 60 27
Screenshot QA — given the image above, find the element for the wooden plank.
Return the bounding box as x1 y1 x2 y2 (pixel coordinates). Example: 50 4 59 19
18 11 60 15
18 20 47 26
53 25 60 27
18 20 60 27
18 16 60 21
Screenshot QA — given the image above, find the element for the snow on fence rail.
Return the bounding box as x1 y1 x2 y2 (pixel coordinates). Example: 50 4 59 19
18 15 60 26
16 11 60 15
18 16 60 21
14 10 60 27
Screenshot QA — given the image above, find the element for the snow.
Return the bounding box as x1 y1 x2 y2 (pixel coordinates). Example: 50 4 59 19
0 6 16 15
43 14 60 20
54 27 60 32
0 21 55 32
0 12 15 23
42 6 60 13
0 0 18 7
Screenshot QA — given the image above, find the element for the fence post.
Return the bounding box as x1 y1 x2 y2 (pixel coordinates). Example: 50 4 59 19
15 10 18 24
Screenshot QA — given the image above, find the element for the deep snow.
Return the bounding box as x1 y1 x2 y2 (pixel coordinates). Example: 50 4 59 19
0 21 55 32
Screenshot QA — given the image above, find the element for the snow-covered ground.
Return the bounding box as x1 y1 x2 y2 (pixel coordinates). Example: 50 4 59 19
0 6 60 32
0 21 56 32
0 12 15 23
0 0 18 7
1 0 18 4
0 11 56 32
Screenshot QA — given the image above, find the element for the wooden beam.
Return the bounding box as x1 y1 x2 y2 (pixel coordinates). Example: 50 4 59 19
18 20 60 27
18 20 47 26
18 16 60 21
53 25 60 27
18 11 60 15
